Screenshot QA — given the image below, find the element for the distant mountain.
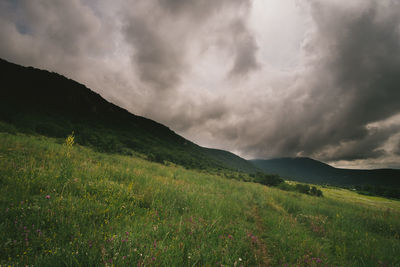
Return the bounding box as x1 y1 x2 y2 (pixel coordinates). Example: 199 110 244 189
251 157 400 188
0 58 259 173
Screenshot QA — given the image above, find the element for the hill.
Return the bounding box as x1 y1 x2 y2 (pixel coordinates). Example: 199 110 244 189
1 132 399 266
251 157 400 188
0 58 259 174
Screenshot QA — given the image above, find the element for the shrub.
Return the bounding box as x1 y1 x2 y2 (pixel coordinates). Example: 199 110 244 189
253 172 284 186
278 183 323 197
310 186 323 197
295 184 311 194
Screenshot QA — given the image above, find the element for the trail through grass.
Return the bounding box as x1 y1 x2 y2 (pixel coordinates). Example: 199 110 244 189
1 132 399 266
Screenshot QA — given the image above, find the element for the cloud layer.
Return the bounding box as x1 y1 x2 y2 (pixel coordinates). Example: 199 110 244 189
1 0 400 168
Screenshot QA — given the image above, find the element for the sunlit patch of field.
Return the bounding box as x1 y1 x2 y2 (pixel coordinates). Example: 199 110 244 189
323 187 400 210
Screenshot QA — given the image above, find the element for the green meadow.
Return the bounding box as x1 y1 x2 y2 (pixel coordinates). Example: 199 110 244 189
1 132 399 266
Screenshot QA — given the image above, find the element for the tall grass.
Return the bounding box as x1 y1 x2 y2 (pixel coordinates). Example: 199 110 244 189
1 132 399 266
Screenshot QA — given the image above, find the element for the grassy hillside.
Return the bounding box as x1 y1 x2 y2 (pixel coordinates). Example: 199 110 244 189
251 157 400 189
0 58 259 174
1 132 400 266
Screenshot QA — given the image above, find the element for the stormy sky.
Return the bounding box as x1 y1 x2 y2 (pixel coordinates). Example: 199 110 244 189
1 0 400 169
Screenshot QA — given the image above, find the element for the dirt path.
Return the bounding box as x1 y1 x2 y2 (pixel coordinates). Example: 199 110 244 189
249 205 270 267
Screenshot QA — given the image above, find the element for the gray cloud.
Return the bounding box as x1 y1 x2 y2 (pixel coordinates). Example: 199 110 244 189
232 0 400 164
300 0 400 160
124 13 185 91
166 97 230 133
0 0 110 68
122 0 256 92
158 0 241 18
315 125 400 161
229 19 259 76
395 140 400 156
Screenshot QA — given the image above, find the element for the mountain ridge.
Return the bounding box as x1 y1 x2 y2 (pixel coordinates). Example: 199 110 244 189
251 157 400 188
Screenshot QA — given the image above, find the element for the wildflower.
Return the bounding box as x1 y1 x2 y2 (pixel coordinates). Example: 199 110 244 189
228 234 233 239
65 132 75 157
153 240 157 248
66 132 75 146
45 195 51 199
123 256 127 260
239 258 242 262
125 231 129 236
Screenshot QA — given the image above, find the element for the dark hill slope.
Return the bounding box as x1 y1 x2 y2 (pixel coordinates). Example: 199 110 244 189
251 157 400 188
0 58 259 173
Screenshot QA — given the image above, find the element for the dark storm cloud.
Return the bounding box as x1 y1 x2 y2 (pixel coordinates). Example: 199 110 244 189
313 1 400 124
158 0 240 18
396 143 400 156
234 0 400 163
124 14 184 91
166 98 229 133
122 0 257 92
304 0 400 161
317 125 400 161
